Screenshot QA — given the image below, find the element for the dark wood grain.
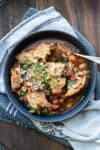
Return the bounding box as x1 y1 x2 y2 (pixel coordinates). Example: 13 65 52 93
0 0 99 150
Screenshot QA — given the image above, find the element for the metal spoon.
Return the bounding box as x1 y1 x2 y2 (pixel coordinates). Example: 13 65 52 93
75 53 100 64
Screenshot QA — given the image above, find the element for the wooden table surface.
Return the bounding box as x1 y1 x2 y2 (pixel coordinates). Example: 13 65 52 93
0 0 99 150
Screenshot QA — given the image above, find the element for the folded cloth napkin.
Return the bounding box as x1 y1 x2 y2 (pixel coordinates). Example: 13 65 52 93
0 7 100 150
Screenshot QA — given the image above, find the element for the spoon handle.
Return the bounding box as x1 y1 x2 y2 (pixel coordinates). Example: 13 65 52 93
75 53 100 64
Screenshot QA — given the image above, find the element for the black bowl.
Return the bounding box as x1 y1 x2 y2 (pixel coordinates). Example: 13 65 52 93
4 30 96 122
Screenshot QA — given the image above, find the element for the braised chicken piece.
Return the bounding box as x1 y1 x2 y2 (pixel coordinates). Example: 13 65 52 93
33 43 51 62
51 43 71 56
16 49 34 63
16 43 51 63
25 91 49 110
11 66 22 89
66 70 89 97
46 62 65 77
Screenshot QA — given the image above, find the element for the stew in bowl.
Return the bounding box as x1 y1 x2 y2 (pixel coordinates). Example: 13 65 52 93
11 42 90 116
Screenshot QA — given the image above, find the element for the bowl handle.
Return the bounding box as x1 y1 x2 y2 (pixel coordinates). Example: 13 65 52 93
0 70 6 94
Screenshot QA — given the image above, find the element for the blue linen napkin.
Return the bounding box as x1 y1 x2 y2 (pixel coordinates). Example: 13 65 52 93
0 0 5 6
0 7 100 150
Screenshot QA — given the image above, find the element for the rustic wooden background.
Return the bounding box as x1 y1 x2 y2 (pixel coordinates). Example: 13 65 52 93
0 0 99 150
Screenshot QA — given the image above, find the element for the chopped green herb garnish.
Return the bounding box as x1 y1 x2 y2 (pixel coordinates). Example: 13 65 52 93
31 63 50 84
22 60 32 69
63 61 68 65
49 77 58 87
19 96 24 101
20 90 26 96
29 108 36 113
68 80 75 88
44 87 52 95
73 67 79 73
62 71 68 77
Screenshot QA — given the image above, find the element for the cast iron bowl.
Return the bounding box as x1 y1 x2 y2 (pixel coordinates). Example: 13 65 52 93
3 30 96 122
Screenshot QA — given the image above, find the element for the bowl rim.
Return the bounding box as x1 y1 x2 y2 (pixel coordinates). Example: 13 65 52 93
4 30 97 122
